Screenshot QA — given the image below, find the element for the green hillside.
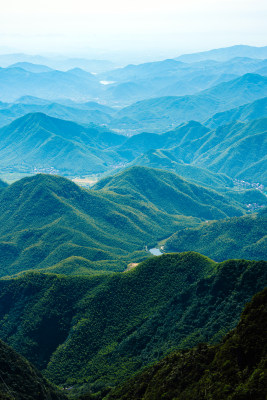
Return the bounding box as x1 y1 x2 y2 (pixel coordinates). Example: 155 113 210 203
107 287 267 400
0 339 67 400
165 208 267 261
111 74 267 133
194 119 267 181
205 96 267 128
128 149 233 189
93 166 242 218
0 97 116 127
0 253 266 394
116 118 266 186
0 167 245 277
0 112 125 174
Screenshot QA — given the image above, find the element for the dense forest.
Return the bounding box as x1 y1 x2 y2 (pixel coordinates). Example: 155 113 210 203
0 45 266 399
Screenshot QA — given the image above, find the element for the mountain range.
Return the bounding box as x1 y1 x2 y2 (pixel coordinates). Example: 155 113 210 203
111 73 267 133
0 252 266 395
0 45 266 400
0 168 244 277
0 110 266 189
165 208 267 261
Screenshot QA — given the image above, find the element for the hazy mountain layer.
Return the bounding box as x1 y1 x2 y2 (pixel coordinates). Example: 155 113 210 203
175 44 267 62
0 100 115 128
0 110 266 188
0 113 124 174
0 66 103 102
100 56 267 104
205 96 267 128
111 74 267 133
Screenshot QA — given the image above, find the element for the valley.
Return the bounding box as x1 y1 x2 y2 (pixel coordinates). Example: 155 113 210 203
0 44 266 400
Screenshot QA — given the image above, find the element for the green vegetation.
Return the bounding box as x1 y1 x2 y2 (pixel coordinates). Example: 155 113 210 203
165 208 267 261
0 339 67 400
93 166 243 219
111 74 267 133
0 112 124 174
206 96 267 129
107 287 267 400
128 149 233 189
0 168 244 276
0 252 266 394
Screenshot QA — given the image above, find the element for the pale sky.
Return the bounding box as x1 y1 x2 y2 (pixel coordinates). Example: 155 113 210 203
0 0 266 60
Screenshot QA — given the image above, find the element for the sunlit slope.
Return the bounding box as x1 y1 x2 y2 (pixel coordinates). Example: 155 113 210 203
93 166 243 218
0 112 125 173
0 167 244 276
165 208 267 261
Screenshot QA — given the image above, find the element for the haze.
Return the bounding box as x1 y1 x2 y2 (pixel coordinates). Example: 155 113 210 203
0 0 267 61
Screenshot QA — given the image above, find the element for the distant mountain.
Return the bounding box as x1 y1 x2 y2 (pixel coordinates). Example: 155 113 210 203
3 112 263 186
116 120 209 159
128 149 233 189
13 95 53 105
200 73 267 109
107 287 267 400
111 116 267 186
101 57 267 104
193 118 267 183
165 208 267 261
7 61 53 73
0 66 102 102
0 339 66 400
205 96 267 128
0 53 115 72
112 73 267 133
0 168 243 276
0 253 265 393
0 97 117 127
175 44 267 62
0 113 124 173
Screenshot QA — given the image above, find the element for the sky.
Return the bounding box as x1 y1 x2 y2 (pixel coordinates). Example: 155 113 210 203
0 0 266 61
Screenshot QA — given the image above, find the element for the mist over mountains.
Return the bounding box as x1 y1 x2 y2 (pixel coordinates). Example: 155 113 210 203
0 44 266 400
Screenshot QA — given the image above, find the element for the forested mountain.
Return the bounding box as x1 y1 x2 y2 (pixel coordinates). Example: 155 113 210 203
92 166 241 218
0 339 67 400
205 96 267 128
165 208 267 261
0 253 266 395
106 287 267 400
0 45 266 400
0 113 124 173
118 118 267 185
127 150 233 189
0 110 266 188
100 55 267 103
0 168 244 276
0 66 103 102
0 100 115 127
110 73 267 133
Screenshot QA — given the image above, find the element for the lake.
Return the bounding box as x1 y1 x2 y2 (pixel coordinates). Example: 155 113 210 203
149 248 163 256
